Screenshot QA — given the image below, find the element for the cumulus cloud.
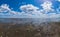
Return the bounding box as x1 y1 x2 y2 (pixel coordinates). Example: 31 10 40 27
20 4 39 14
0 1 60 18
0 4 20 15
18 3 60 18
41 1 54 13
0 4 11 12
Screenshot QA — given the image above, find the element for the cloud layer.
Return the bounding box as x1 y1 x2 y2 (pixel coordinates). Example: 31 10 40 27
0 1 60 18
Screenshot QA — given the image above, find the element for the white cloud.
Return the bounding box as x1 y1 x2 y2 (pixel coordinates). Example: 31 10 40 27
19 3 60 18
0 4 11 12
41 1 54 13
20 4 39 14
0 3 60 18
0 4 19 15
19 4 42 18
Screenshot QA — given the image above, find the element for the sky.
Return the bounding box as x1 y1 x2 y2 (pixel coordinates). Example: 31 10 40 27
0 0 60 18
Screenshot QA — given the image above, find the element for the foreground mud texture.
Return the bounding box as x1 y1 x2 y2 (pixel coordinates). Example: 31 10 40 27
0 22 60 37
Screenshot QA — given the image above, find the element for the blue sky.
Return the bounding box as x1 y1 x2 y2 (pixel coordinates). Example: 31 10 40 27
0 0 60 18
0 0 59 11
